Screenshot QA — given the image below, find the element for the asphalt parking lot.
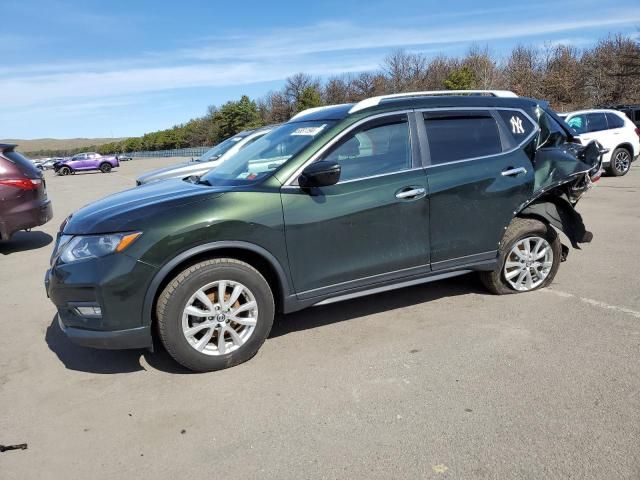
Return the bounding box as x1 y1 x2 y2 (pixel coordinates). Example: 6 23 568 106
1 158 639 479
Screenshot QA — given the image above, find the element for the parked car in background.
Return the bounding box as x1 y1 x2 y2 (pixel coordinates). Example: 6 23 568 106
604 104 640 127
41 158 63 170
30 158 45 170
135 126 275 185
0 144 53 240
46 91 602 372
560 109 640 176
117 154 133 162
53 152 119 175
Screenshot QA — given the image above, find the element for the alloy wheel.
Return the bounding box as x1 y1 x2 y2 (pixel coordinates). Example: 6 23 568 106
613 150 631 174
181 280 258 355
503 236 553 291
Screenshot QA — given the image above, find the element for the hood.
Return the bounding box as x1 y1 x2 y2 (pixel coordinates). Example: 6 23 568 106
136 159 222 184
64 178 225 234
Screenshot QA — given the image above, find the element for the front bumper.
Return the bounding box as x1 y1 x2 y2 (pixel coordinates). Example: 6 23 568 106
56 314 151 349
45 251 157 350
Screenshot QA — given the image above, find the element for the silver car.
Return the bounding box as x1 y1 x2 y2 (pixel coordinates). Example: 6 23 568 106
135 126 274 185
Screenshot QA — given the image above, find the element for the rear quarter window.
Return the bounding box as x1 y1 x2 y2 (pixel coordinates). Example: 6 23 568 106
2 150 40 176
605 113 625 129
424 112 502 164
497 110 536 140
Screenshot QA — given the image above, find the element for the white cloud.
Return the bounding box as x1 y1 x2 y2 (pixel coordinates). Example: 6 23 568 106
1 7 639 113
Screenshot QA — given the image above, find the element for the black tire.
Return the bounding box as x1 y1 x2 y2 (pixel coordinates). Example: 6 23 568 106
606 147 632 177
480 218 561 295
59 166 71 176
156 259 275 372
99 162 112 173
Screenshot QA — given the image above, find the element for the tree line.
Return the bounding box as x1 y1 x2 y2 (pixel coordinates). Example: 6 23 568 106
27 34 640 158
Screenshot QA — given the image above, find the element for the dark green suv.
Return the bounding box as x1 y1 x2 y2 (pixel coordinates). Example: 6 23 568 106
45 91 602 372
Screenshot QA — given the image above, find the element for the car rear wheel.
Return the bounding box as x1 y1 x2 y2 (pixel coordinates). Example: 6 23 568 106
59 166 71 176
99 163 112 173
480 218 561 295
156 259 275 372
607 148 631 176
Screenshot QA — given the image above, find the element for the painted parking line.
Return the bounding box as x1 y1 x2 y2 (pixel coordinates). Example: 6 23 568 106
541 289 640 319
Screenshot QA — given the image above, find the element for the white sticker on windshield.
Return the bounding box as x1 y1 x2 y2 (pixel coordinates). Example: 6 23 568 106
291 124 327 136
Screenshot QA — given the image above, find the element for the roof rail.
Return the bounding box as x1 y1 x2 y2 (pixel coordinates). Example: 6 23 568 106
290 103 351 121
348 90 518 113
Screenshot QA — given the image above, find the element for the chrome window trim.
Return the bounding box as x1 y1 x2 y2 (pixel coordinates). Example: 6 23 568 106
282 110 413 187
418 107 540 168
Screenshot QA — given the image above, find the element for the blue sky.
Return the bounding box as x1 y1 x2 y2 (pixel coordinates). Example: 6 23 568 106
1 0 639 139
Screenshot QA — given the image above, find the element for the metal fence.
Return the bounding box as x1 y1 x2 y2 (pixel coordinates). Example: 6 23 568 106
124 147 212 158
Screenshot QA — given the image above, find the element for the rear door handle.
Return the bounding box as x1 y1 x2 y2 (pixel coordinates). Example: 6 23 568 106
501 167 527 177
395 186 426 200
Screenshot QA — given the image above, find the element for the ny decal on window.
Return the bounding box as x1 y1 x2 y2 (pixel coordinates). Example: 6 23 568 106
510 116 525 134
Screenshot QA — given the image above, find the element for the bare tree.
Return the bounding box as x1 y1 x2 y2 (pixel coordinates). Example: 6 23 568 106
285 73 320 107
463 45 501 89
383 50 429 92
541 44 586 111
503 45 543 98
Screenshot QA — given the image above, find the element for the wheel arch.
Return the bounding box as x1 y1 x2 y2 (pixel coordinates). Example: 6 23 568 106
614 142 634 156
142 241 292 329
515 196 592 249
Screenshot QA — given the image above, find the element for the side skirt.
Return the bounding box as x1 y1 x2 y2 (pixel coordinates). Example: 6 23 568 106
282 258 496 314
313 270 471 306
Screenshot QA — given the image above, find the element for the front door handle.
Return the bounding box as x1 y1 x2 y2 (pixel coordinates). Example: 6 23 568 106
501 167 527 177
395 186 426 200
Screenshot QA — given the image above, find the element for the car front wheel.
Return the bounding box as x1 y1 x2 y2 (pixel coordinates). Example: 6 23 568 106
59 166 71 176
156 259 275 372
480 218 561 295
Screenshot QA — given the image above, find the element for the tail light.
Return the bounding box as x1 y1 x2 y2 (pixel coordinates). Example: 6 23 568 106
635 128 640 138
0 178 42 190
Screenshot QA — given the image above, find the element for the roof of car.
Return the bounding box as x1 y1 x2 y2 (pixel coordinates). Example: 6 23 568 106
0 143 17 151
236 124 279 137
291 95 545 122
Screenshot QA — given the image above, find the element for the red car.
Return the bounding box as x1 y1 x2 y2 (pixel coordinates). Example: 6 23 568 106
0 144 53 240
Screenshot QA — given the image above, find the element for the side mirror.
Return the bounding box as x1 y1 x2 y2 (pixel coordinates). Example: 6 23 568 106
298 161 341 188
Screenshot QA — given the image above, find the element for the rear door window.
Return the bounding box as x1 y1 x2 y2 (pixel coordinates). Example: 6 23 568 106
605 112 625 129
423 112 502 165
586 113 608 132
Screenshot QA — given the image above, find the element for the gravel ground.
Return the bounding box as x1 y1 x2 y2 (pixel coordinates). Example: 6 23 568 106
1 158 639 479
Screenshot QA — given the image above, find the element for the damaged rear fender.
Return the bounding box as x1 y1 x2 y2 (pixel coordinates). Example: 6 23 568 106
517 196 593 249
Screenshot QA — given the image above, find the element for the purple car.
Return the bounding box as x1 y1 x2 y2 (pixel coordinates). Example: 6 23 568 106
54 152 119 175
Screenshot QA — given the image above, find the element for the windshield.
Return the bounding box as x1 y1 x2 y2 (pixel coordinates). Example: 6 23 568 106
196 134 247 162
200 120 334 186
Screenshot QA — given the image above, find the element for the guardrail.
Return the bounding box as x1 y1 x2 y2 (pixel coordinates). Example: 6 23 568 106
123 147 212 158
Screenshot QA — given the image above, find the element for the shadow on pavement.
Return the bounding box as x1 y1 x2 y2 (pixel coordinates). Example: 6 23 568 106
0 231 53 255
45 315 196 375
45 273 482 374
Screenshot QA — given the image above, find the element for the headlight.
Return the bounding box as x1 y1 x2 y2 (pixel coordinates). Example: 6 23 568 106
58 232 142 264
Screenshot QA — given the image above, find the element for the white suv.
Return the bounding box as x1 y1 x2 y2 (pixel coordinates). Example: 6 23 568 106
560 109 640 176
